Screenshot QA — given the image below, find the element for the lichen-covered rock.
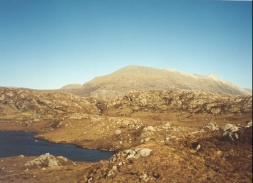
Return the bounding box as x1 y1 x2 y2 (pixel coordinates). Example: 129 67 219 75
203 122 219 131
114 129 122 135
246 120 252 128
222 124 238 132
24 153 74 168
222 124 239 141
136 148 152 157
111 148 153 161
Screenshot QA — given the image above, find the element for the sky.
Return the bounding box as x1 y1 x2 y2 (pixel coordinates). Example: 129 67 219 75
0 0 252 89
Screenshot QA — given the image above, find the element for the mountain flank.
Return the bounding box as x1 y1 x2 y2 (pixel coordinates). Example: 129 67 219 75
61 65 251 99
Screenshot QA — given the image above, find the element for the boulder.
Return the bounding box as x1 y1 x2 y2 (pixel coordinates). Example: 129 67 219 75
136 148 152 157
125 148 152 159
24 153 74 168
203 122 219 131
112 148 153 161
222 124 238 132
222 124 239 141
114 129 122 135
246 120 252 128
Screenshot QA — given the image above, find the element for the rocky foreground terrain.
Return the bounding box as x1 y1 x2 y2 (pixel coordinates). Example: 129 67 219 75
0 87 252 182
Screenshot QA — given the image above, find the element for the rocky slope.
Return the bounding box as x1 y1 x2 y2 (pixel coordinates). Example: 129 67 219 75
61 65 251 99
103 89 252 117
0 87 252 182
0 87 98 120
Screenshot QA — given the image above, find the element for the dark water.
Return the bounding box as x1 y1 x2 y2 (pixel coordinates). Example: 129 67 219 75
0 131 114 162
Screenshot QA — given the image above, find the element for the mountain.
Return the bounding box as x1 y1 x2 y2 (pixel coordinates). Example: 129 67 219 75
60 65 251 99
1 79 252 183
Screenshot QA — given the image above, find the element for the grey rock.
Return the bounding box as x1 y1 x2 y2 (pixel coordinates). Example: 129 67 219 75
246 120 252 128
24 153 73 168
222 124 238 132
116 148 153 160
106 170 114 178
114 129 122 135
195 144 201 151
204 122 219 131
137 148 152 157
145 137 150 142
222 124 239 141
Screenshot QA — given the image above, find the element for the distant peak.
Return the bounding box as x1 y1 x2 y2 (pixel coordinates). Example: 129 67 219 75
59 65 250 97
115 65 161 74
121 65 153 70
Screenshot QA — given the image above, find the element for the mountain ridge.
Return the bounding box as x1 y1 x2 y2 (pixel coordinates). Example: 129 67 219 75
61 65 251 99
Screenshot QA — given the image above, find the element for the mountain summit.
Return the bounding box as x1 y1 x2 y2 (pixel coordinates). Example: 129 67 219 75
61 65 251 99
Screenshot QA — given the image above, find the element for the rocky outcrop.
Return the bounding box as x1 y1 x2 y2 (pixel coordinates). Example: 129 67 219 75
24 153 74 168
222 124 239 141
1 87 251 123
104 148 153 179
0 87 98 119
246 120 252 128
110 148 152 162
203 122 219 131
103 90 252 116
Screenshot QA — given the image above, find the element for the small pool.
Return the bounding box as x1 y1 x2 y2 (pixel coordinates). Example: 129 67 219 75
0 131 114 162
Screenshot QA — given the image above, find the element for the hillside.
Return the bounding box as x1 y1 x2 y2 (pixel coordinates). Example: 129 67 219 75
61 65 251 99
0 86 252 182
0 88 252 183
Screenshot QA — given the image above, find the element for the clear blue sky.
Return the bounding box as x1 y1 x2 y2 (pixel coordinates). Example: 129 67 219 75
0 0 252 89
